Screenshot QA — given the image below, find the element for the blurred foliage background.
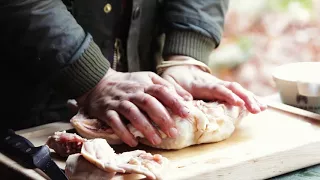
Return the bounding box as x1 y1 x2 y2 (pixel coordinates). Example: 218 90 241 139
209 0 320 96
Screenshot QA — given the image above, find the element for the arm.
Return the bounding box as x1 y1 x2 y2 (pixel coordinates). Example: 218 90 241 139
161 0 229 64
0 0 110 99
0 0 195 145
159 1 267 114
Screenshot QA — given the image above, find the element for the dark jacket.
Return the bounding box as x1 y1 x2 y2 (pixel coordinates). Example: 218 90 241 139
0 0 229 130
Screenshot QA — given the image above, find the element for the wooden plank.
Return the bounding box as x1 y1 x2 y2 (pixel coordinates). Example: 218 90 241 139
264 93 320 121
1 107 320 180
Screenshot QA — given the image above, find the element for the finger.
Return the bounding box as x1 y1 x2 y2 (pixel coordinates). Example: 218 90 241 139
194 82 245 106
129 93 179 138
145 85 190 118
103 110 138 147
254 96 268 111
149 72 186 100
148 72 175 90
162 74 193 101
116 100 162 145
225 82 263 113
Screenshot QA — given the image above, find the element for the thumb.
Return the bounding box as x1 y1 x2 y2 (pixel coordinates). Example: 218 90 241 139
162 75 193 101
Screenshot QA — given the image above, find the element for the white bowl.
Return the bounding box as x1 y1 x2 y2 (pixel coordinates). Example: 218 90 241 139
272 62 320 114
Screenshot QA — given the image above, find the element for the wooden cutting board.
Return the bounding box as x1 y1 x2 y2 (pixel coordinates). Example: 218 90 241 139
2 107 320 180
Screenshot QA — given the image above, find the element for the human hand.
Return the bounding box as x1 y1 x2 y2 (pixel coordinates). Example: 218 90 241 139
160 59 267 114
76 68 192 147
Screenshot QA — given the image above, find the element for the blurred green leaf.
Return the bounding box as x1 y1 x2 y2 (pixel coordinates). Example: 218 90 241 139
237 37 252 52
209 36 252 71
268 0 312 11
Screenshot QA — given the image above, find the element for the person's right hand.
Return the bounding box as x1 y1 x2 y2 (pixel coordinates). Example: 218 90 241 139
76 68 192 147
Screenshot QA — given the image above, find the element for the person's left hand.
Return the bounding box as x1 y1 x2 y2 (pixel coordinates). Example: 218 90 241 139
160 60 268 114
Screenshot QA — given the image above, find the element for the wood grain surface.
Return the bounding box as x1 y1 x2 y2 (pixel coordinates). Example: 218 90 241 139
1 106 320 180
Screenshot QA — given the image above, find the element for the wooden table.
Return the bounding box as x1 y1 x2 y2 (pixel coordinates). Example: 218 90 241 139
263 94 320 180
2 94 320 180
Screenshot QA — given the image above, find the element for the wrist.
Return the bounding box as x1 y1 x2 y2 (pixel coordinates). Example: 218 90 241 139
159 55 212 74
52 35 110 99
76 68 117 106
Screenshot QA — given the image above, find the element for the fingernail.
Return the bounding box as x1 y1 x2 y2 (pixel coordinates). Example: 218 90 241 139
152 134 162 145
259 103 267 109
252 104 261 113
130 139 138 147
183 95 193 101
261 102 268 109
237 99 245 106
181 106 190 117
168 127 179 138
263 104 268 109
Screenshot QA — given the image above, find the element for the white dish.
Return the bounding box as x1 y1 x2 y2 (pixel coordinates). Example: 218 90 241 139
272 62 320 114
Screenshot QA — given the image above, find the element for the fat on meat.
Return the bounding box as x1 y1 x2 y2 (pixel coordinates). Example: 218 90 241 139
47 133 169 180
65 138 168 180
65 153 116 180
70 100 248 149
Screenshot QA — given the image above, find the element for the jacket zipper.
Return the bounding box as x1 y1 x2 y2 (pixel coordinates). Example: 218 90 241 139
113 38 122 70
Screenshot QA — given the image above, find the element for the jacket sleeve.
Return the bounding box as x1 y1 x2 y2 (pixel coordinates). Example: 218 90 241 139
0 0 110 99
161 0 229 64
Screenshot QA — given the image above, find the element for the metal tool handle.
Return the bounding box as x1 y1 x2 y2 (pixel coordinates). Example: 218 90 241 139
0 129 68 180
0 129 38 168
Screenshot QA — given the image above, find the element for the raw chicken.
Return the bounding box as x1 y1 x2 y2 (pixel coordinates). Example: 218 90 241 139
64 138 168 180
47 132 169 179
46 131 86 157
65 153 116 180
70 100 248 149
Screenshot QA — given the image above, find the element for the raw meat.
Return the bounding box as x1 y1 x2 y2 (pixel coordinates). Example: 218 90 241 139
64 138 168 180
46 131 86 157
47 132 169 179
70 100 248 149
65 153 116 180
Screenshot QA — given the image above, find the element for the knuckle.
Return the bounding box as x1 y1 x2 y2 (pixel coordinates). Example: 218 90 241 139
229 82 241 88
142 122 152 130
191 81 199 89
143 124 155 134
243 96 252 103
210 84 221 91
217 85 231 94
166 84 176 92
153 114 169 127
212 85 219 91
157 85 167 93
170 97 180 107
99 98 111 108
151 85 167 94
140 94 153 106
221 81 231 87
106 110 116 119
119 100 134 114
107 115 118 124
158 116 168 126
160 84 168 91
148 72 157 77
